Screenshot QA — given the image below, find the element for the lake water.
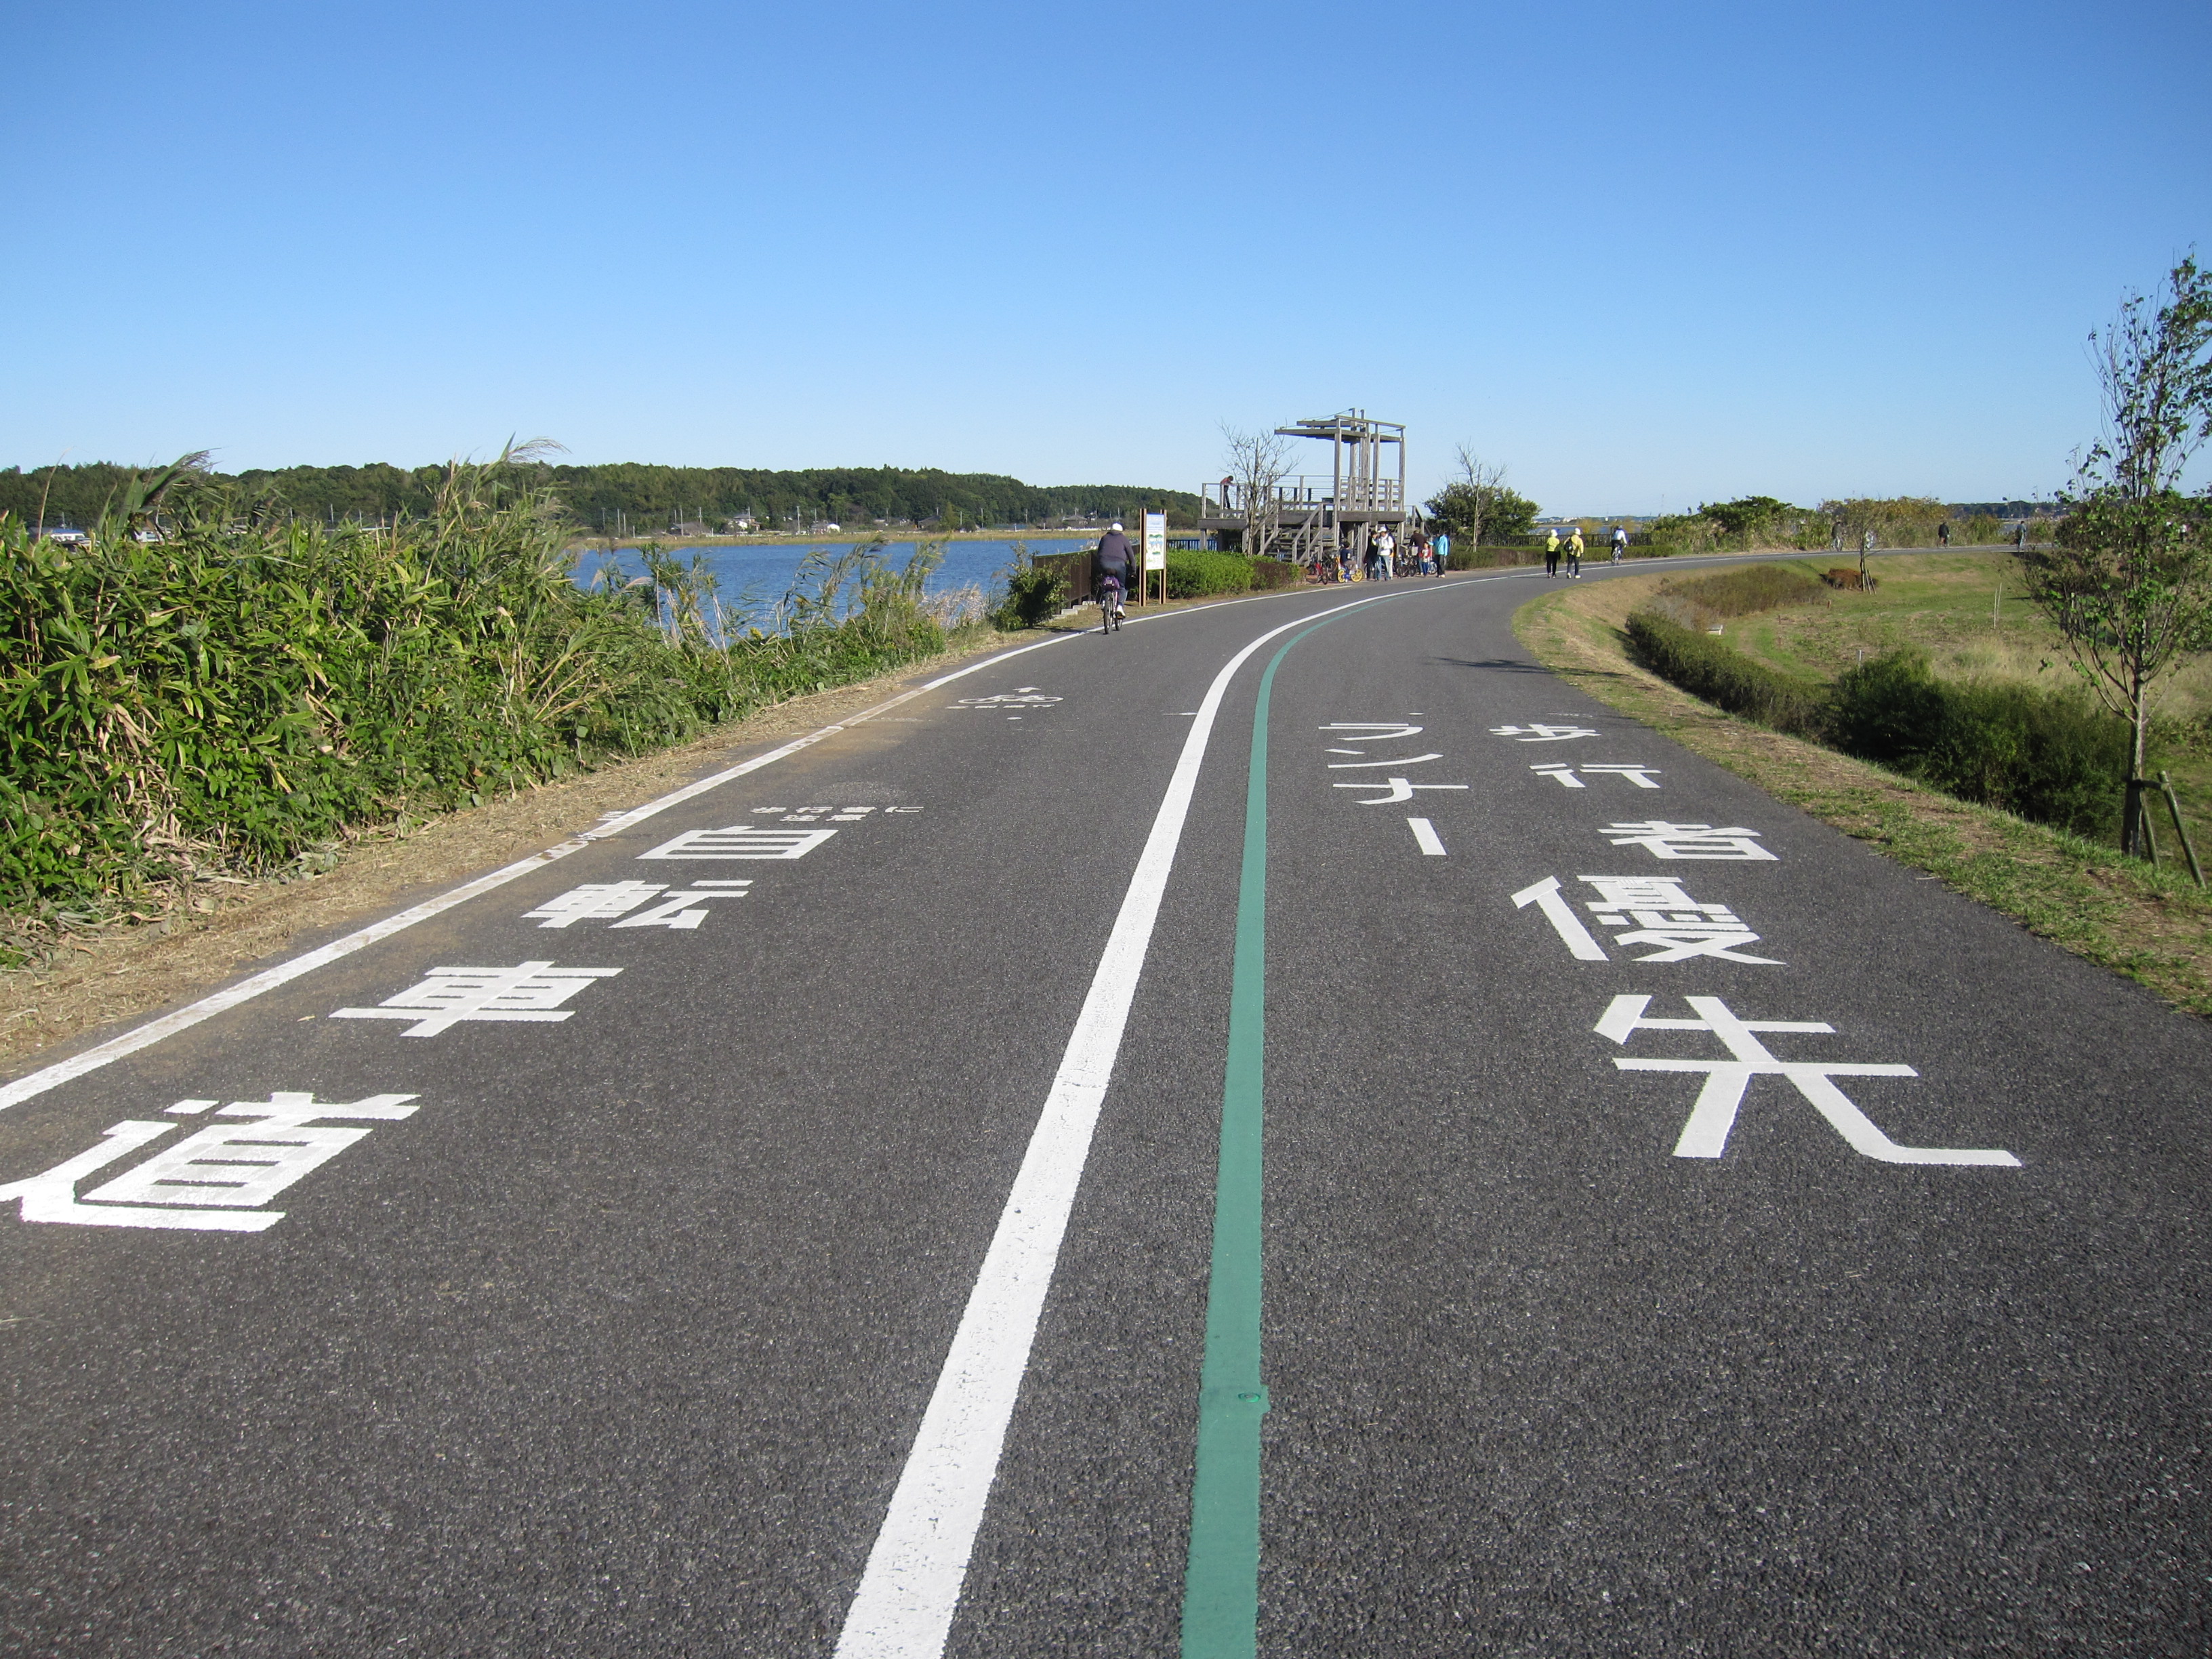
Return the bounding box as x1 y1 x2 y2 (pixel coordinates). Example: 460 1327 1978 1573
573 537 1091 627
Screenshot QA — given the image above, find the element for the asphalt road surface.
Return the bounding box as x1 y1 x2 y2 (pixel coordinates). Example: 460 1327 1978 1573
3 565 2207 1657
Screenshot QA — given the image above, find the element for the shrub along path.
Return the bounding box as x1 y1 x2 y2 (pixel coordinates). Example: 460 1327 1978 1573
1517 565 2212 1018
0 632 1020 1077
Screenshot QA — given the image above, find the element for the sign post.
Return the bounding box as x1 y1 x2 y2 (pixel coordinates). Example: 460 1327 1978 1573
1142 510 1167 607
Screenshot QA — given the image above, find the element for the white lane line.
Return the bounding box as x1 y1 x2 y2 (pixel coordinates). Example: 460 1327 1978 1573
834 592 1397 1658
1408 817 1448 856
0 635 1086 1117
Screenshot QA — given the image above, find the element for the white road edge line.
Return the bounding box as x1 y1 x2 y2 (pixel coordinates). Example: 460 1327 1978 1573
834 591 1397 1659
0 635 1082 1117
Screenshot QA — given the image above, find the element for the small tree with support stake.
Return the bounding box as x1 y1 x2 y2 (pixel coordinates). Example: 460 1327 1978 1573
2018 255 2212 857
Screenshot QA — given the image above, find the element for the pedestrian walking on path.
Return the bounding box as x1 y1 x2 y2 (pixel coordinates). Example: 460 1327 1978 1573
1373 526 1396 582
1544 527 1560 578
1567 528 1584 579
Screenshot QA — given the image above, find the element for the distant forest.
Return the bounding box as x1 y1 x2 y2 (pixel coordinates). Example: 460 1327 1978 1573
0 459 1207 534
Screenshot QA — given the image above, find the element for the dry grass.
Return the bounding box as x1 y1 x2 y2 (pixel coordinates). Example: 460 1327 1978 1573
1516 572 2212 1019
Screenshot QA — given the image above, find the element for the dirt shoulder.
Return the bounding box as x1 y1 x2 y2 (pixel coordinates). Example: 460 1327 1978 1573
1516 574 2212 1019
0 630 1037 1082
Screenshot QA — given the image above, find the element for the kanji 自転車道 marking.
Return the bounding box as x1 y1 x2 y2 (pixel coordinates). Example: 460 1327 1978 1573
524 880 752 930
1530 762 1663 789
0 1092 420 1232
639 825 837 859
331 962 620 1036
1604 821 1776 861
1513 876 1781 964
1596 995 2019 1166
1490 723 1599 742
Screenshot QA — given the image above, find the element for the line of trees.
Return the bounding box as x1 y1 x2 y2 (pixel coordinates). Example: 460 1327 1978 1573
0 458 1207 537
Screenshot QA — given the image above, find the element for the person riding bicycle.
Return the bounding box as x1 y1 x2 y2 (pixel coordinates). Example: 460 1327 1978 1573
1610 525 1627 565
1094 521 1134 632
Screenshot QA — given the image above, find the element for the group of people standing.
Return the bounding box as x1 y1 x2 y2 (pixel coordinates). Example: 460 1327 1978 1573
1324 526 1451 583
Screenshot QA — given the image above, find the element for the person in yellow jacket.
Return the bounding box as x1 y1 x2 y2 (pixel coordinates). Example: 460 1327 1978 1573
1544 527 1560 577
1567 527 1585 579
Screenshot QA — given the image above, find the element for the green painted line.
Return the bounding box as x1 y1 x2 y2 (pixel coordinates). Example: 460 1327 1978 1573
1179 613 1355 1659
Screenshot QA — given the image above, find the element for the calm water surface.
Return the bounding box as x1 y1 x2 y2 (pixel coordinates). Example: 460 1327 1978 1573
575 537 1092 624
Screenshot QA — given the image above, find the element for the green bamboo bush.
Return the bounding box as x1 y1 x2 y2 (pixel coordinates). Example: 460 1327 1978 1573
0 457 961 948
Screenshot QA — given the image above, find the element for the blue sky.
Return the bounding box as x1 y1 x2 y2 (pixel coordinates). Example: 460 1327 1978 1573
5 0 2206 514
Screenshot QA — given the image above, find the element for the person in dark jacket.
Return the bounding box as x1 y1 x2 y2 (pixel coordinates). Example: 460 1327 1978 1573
1094 523 1134 631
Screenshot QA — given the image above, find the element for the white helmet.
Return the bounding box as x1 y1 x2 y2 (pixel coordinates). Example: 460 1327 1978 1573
1109 522 1124 532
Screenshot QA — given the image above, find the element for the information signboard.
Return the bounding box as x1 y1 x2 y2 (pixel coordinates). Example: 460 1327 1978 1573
1142 511 1167 571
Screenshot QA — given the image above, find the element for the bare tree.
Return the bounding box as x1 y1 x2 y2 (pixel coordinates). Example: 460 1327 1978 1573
2018 255 2212 854
1451 444 1509 546
1221 424 1292 558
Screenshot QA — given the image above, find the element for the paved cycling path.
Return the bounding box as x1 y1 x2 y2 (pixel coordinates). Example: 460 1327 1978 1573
1 566 2206 1655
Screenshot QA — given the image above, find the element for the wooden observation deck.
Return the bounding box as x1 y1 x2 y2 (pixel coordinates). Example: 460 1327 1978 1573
1196 410 1409 564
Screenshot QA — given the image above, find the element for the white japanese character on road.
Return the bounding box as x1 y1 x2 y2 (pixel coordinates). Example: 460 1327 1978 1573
1320 722 1425 747
331 962 621 1036
524 880 752 929
1597 995 2018 1166
1513 875 1779 963
1604 821 1776 860
1581 876 1778 963
1531 763 1663 789
1334 777 1471 805
0 1092 420 1232
640 825 836 859
1490 723 1599 742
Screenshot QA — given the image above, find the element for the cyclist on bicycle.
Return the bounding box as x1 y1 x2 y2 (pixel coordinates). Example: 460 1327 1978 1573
1094 521 1134 633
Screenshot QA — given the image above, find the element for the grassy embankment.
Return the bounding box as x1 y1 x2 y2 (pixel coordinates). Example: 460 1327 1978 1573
1517 552 2212 1017
0 459 991 968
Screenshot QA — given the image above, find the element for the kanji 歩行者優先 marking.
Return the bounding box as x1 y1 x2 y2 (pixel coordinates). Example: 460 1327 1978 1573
1532 763 1662 789
1605 822 1776 861
1490 723 1599 742
1597 995 2018 1166
1513 876 1780 964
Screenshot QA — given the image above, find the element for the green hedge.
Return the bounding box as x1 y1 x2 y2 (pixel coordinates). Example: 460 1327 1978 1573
1624 611 1827 735
1249 557 1305 590
1164 550 1254 598
1829 649 2126 838
1624 614 2131 842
